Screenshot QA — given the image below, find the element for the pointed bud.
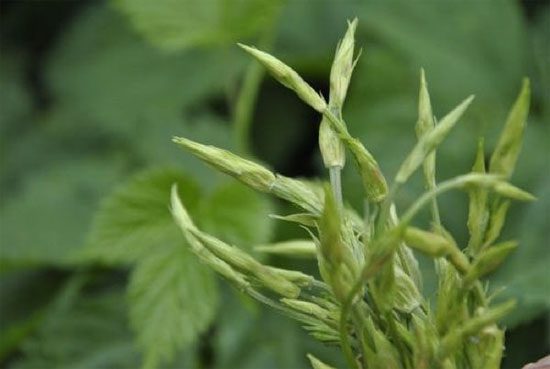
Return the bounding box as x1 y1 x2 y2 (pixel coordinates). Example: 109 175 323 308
342 136 388 202
493 181 536 201
484 200 510 245
271 175 323 214
489 78 530 179
319 116 346 168
170 187 249 288
173 137 275 192
416 68 435 137
329 18 359 108
404 227 454 257
396 95 474 183
238 43 327 112
319 185 344 265
465 241 517 284
404 226 469 273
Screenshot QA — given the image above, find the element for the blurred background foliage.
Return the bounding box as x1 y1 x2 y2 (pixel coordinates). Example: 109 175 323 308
0 0 548 368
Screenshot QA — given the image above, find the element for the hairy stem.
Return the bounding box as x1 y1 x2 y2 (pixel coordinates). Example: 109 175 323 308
329 166 343 208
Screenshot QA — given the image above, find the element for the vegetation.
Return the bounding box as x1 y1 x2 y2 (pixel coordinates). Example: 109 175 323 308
171 19 534 369
0 1 548 368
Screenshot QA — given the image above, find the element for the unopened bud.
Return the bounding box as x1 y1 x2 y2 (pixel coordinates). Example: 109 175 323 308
489 78 530 179
467 138 489 253
170 187 249 288
329 18 359 108
319 116 346 168
343 136 388 202
493 181 535 201
238 44 327 112
396 95 474 184
465 241 517 284
173 136 275 192
416 68 435 137
404 227 452 257
484 200 511 245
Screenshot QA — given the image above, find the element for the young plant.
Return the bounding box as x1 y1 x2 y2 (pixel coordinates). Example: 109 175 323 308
170 19 533 369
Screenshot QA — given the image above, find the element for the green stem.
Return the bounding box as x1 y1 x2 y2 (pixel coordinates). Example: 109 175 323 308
339 307 360 369
233 26 277 155
329 166 343 208
400 174 491 227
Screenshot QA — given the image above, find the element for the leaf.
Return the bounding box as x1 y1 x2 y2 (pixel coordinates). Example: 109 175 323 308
83 168 274 367
115 0 283 51
199 182 274 250
0 159 126 268
81 168 217 367
83 168 200 265
45 4 238 168
128 238 218 369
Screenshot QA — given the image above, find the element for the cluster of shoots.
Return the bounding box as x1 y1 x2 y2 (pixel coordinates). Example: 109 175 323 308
170 19 533 369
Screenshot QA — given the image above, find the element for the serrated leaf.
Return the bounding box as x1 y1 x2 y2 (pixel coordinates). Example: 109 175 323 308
128 238 218 369
82 168 200 265
82 168 218 368
199 182 274 250
115 0 283 51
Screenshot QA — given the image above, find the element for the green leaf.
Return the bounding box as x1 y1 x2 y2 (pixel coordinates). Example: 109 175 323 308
82 168 218 368
83 168 274 367
199 182 274 250
83 168 200 265
0 159 125 268
114 0 283 51
45 4 238 169
128 238 218 369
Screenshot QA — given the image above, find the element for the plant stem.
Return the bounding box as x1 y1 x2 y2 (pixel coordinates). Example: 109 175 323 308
329 166 343 208
400 174 480 226
233 25 277 155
